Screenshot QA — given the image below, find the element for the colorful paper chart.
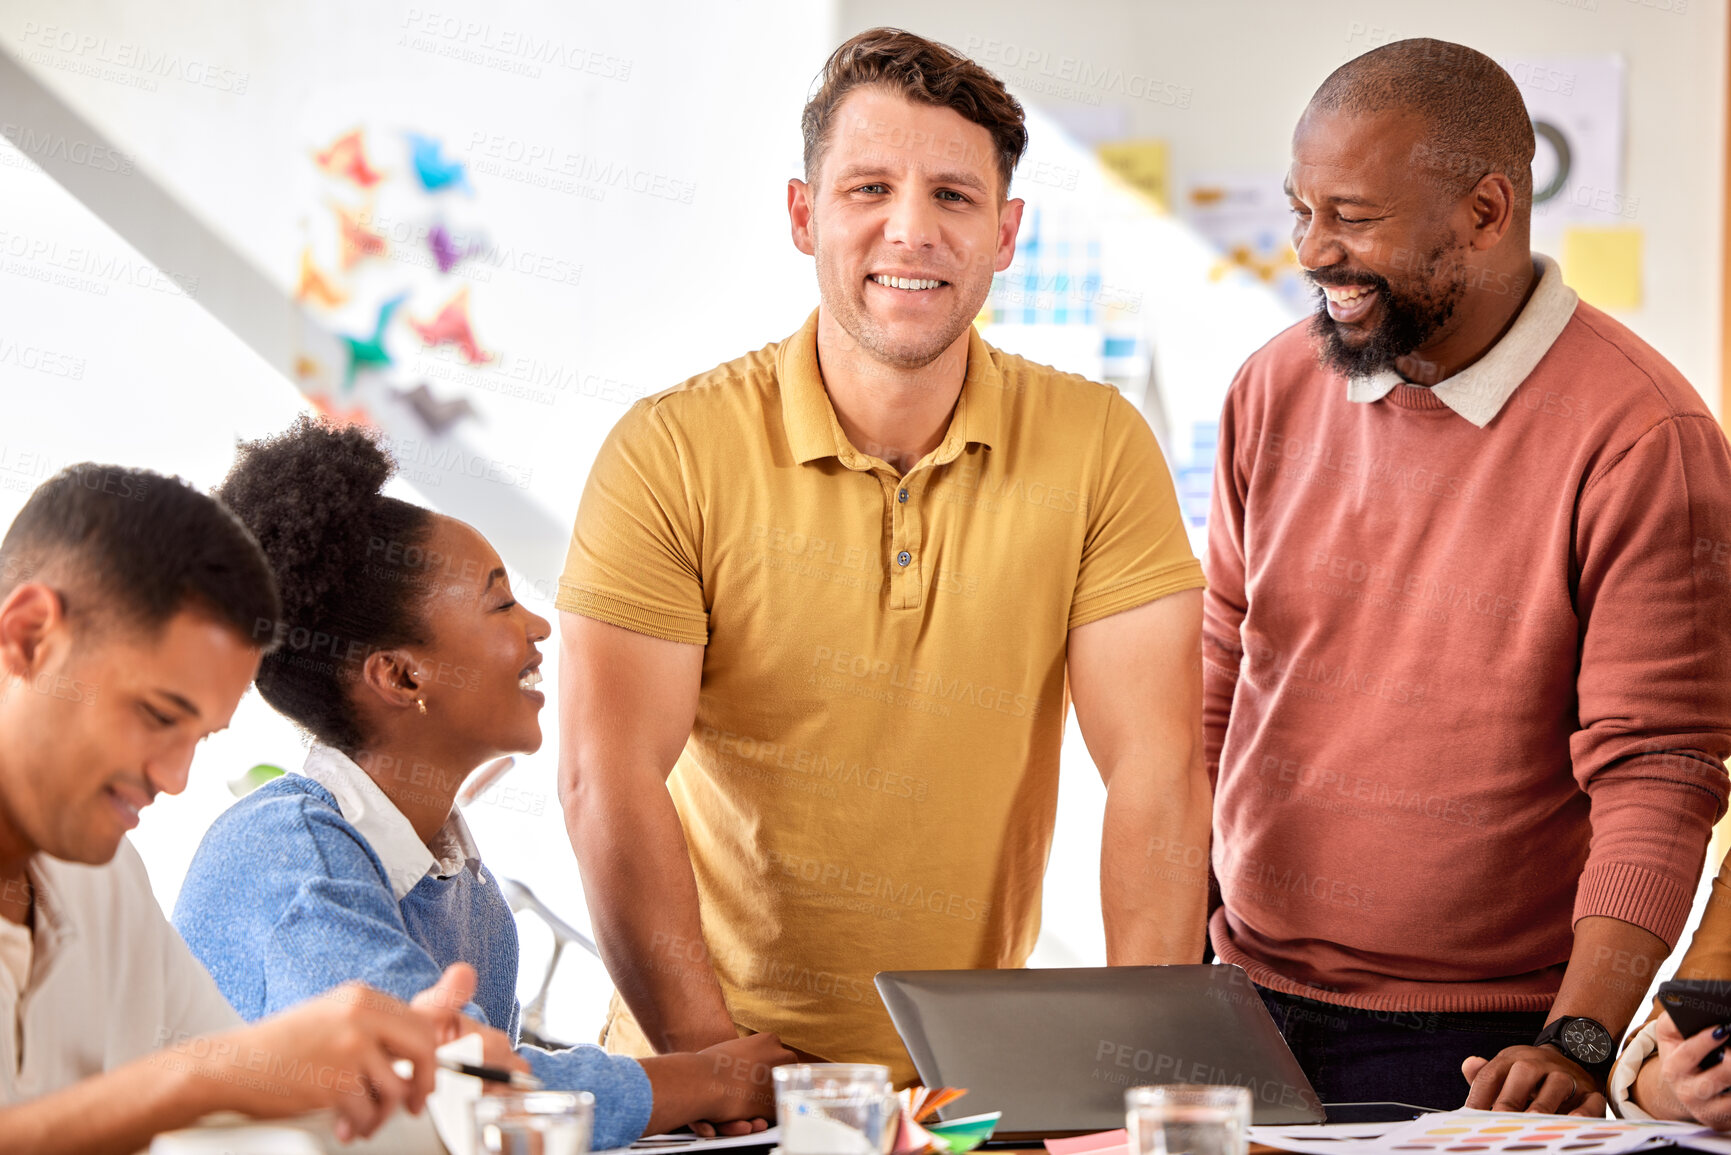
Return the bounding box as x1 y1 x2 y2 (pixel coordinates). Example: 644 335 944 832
1251 1110 1711 1155
1385 1111 1699 1153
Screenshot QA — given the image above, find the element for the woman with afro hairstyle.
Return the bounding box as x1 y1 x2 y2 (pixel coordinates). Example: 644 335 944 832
172 417 791 1147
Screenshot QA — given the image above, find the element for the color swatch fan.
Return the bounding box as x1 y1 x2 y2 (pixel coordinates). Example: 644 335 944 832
1379 1111 1699 1153
1248 1110 1724 1155
892 1087 1001 1155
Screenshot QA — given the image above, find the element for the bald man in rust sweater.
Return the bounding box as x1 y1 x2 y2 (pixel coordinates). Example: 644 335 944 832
1206 39 1731 1116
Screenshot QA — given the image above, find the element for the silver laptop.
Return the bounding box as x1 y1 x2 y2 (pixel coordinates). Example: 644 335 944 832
875 964 1326 1136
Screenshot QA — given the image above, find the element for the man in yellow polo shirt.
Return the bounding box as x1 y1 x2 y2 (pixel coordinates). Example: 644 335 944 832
556 27 1209 1092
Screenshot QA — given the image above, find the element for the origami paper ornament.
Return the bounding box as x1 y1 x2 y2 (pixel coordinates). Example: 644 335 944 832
407 133 473 195
341 292 406 388
314 129 384 188
294 246 348 308
335 204 389 269
308 390 375 428
411 288 493 364
428 222 469 274
397 381 478 434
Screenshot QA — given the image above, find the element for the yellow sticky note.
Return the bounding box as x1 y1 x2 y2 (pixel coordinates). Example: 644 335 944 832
1095 140 1169 211
1562 226 1642 310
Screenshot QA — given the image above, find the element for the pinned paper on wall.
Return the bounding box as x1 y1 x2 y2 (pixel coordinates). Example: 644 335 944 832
1094 140 1170 212
1503 55 1628 228
1184 172 1307 314
1562 226 1643 311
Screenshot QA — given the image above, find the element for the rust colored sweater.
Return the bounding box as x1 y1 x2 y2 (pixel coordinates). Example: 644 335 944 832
1204 260 1731 1012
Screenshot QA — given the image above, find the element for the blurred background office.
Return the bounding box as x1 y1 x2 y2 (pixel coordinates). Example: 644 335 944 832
0 0 1718 1046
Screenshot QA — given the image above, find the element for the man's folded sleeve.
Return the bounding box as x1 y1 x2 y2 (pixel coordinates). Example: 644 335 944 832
1067 390 1205 630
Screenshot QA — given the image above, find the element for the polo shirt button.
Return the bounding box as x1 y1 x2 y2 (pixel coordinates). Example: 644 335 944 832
898 489 908 503
897 551 911 567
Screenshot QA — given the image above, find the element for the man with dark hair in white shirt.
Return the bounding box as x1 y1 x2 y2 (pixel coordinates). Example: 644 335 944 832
0 463 521 1154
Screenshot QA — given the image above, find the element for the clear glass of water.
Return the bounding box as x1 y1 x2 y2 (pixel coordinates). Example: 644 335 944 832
773 1063 896 1155
1125 1084 1251 1155
473 1090 595 1155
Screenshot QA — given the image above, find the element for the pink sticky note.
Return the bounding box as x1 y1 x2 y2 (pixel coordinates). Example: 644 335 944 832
1044 1129 1128 1155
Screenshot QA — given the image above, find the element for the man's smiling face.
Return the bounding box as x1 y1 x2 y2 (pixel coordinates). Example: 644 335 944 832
0 594 258 867
1287 107 1473 378
792 85 1022 370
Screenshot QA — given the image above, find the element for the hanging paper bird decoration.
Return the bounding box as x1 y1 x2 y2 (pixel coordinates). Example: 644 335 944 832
294 246 348 308
411 288 493 364
407 133 473 195
341 292 407 389
314 129 384 188
334 203 389 269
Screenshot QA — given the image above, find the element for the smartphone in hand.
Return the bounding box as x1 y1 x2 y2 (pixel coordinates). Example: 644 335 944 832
1656 979 1731 1070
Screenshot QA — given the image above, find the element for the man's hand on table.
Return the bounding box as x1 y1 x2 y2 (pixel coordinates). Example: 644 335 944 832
1461 1046 1605 1116
651 1031 797 1138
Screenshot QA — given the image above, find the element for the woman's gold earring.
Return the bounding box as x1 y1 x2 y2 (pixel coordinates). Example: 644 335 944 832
416 698 427 716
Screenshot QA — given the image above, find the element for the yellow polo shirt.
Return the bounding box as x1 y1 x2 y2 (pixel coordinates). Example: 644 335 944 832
559 310 1203 1083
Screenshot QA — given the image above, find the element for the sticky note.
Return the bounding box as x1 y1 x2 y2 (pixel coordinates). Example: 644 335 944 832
1562 225 1642 310
1095 140 1169 211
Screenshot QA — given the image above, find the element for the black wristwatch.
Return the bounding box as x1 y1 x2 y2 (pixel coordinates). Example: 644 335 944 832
1534 1016 1618 1086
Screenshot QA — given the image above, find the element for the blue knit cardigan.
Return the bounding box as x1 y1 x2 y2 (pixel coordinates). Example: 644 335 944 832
172 775 653 1148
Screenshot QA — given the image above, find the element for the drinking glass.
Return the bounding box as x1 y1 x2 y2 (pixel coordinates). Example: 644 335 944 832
773 1063 896 1155
473 1090 594 1155
1125 1084 1251 1155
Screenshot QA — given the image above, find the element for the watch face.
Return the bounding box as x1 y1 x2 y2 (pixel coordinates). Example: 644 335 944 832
1561 1019 1613 1064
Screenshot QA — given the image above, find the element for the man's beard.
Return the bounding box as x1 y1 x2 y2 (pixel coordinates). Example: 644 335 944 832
812 232 981 371
1307 242 1468 379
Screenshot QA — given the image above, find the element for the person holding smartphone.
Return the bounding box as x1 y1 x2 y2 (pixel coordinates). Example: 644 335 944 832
1610 860 1731 1125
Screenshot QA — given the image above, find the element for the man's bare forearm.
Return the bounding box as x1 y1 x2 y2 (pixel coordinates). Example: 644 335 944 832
1101 750 1211 965
1069 592 1210 966
565 768 737 1052
0 1049 214 1155
557 614 728 1053
1550 915 1669 1041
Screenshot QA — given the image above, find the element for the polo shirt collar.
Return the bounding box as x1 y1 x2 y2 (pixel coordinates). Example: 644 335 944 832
1345 254 1578 427
778 309 1005 467
294 744 480 902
